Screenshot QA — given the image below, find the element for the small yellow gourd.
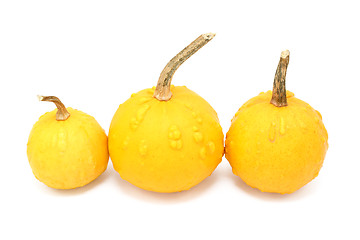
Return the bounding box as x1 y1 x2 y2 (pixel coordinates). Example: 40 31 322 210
225 50 328 194
27 96 109 189
108 33 224 193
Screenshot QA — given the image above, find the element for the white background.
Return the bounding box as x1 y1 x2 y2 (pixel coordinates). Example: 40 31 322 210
1 0 359 239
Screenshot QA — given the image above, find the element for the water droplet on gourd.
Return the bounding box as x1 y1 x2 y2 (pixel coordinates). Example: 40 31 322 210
197 117 203 124
192 126 199 132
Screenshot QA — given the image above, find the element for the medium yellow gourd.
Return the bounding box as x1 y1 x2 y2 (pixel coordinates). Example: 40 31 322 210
225 50 328 194
27 96 109 189
108 33 224 193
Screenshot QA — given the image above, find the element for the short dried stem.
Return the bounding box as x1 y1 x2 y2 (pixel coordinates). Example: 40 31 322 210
153 33 215 101
38 95 70 120
270 50 290 107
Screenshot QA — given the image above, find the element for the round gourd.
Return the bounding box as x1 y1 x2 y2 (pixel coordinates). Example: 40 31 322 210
225 51 328 194
27 96 109 189
108 33 224 193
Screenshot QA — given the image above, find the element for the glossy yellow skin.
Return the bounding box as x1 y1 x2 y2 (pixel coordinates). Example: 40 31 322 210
225 90 328 194
27 108 109 189
108 86 224 193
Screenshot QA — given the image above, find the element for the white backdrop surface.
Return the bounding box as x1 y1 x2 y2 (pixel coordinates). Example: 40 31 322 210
1 1 359 239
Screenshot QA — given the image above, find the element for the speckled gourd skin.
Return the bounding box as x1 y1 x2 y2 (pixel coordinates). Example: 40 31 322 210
108 85 224 193
225 90 328 194
27 108 109 189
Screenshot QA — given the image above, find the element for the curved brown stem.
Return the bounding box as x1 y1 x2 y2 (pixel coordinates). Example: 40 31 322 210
153 33 216 101
270 50 290 107
38 95 70 120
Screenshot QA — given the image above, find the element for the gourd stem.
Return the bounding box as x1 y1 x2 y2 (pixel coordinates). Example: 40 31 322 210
270 50 290 107
153 33 216 101
38 95 70 121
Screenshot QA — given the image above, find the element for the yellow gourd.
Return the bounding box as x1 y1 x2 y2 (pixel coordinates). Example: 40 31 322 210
225 50 328 194
108 33 224 193
27 96 109 189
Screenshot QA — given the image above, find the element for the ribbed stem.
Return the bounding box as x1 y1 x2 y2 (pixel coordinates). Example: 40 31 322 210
153 33 215 101
270 50 290 107
38 95 70 120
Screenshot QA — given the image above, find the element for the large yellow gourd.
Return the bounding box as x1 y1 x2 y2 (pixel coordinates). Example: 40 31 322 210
27 96 109 189
225 51 328 194
109 33 224 193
